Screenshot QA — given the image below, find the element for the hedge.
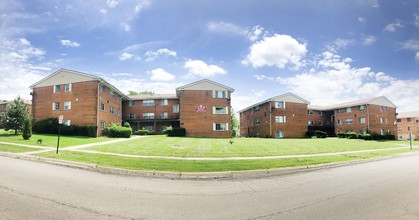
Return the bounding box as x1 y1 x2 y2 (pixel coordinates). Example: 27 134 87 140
104 124 131 138
33 118 97 137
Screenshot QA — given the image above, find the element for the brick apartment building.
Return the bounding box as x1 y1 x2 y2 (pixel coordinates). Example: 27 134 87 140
308 96 397 136
239 93 310 138
176 79 234 138
396 111 419 140
122 94 180 133
30 69 128 137
31 69 234 138
240 95 397 138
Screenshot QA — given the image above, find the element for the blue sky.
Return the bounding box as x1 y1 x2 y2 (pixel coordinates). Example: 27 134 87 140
1 0 419 112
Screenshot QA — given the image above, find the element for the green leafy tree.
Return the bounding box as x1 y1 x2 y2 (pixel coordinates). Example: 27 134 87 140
230 108 239 137
128 91 139 95
3 97 30 134
139 90 154 95
22 116 32 140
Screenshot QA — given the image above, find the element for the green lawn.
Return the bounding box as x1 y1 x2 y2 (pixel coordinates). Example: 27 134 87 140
87 135 414 158
0 143 43 153
37 148 417 172
0 130 110 148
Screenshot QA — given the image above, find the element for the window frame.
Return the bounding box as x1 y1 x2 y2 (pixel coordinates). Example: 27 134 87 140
64 84 71 92
275 116 286 123
64 101 71 110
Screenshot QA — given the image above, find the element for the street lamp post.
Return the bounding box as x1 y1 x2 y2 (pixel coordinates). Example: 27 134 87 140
57 115 63 154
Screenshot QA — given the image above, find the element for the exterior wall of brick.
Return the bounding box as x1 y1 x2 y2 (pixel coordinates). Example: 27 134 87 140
397 117 419 140
122 98 180 133
179 90 232 138
334 104 397 136
32 81 123 136
307 110 335 136
240 101 308 138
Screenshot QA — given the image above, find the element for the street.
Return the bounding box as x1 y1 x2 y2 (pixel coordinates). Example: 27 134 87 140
1 154 419 219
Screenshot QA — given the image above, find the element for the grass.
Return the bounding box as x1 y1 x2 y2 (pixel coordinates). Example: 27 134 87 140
86 135 415 158
36 148 419 172
0 130 111 148
0 143 43 153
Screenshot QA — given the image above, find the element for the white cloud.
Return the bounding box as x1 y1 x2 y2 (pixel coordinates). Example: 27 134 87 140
183 59 226 78
100 9 107 14
106 0 119 8
358 17 366 23
416 51 419 61
149 68 175 81
414 14 419 28
242 34 307 69
328 38 355 51
270 50 418 112
60 39 80 48
384 20 404 32
362 35 376 46
119 52 134 61
145 48 177 62
254 75 274 81
207 22 265 41
120 23 131 32
400 40 419 51
105 77 183 96
0 38 52 101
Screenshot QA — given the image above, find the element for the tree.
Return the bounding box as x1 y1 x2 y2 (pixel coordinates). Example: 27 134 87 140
3 97 30 134
128 91 139 95
230 108 239 137
22 116 32 140
139 90 154 95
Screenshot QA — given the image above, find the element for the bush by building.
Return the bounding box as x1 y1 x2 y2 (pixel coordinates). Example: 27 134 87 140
33 118 97 137
164 126 186 137
104 123 131 138
134 130 156 135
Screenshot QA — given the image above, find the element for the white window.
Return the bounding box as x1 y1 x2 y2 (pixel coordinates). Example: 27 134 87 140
110 106 115 115
213 123 228 131
63 120 71 126
318 111 323 116
345 118 353 124
275 101 285 108
161 99 168 105
255 118 260 125
143 100 155 106
52 102 60 110
359 105 366 111
64 101 71 110
308 120 314 126
275 116 286 123
128 101 136 107
397 127 402 131
173 104 179 113
307 110 314 115
359 130 366 134
213 106 228 114
337 119 343 125
129 113 135 120
64 84 71 92
213 90 226 98
143 113 155 119
346 107 352 113
54 85 61 93
275 130 284 138
380 117 388 124
381 106 388 112
100 121 105 130
161 112 168 119
337 109 344 114
317 121 323 126
100 102 105 111
359 117 366 123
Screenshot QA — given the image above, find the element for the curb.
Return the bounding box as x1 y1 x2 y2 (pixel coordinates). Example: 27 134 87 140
2 151 419 180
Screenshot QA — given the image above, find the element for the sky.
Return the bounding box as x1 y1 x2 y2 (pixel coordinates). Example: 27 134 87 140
1 0 419 113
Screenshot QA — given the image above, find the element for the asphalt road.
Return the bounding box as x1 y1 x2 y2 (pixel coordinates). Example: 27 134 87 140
1 154 419 220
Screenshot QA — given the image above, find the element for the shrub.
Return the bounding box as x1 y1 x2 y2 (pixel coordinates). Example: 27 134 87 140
105 123 131 138
314 130 327 138
306 131 315 138
166 127 186 137
123 122 131 128
33 118 97 137
134 130 155 135
336 132 346 138
361 133 373 140
345 132 358 139
22 117 32 140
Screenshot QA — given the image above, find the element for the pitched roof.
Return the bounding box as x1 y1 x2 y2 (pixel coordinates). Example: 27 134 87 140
397 111 419 119
30 68 129 100
238 92 310 113
176 79 234 97
128 94 178 100
308 96 396 111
